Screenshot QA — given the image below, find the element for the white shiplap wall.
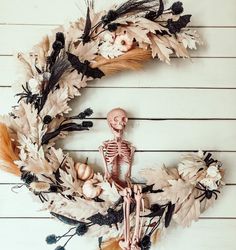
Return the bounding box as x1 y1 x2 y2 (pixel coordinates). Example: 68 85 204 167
0 0 236 249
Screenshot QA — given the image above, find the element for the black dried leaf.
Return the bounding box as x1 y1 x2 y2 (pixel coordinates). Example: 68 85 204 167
142 207 165 218
50 212 80 225
145 0 164 20
166 14 191 34
171 1 184 15
203 152 217 167
102 0 159 26
87 207 125 227
164 202 175 227
67 52 105 79
81 7 92 44
142 184 163 194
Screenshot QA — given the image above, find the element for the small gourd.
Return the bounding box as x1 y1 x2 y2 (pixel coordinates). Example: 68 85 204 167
82 179 102 199
75 158 94 181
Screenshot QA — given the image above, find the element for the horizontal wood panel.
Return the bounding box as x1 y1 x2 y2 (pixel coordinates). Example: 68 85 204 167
0 219 234 250
1 57 236 88
0 151 235 183
0 0 236 26
58 120 236 151
1 87 236 118
0 185 234 218
0 26 236 57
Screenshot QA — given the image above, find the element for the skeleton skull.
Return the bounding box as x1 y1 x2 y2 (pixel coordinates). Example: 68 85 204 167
107 108 128 138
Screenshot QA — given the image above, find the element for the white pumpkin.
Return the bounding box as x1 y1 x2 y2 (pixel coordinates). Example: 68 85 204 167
75 162 94 181
82 179 102 199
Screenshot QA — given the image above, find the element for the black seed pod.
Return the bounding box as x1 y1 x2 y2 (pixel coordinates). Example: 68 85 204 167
84 108 93 116
52 41 64 50
55 246 65 250
76 223 88 236
171 2 184 15
43 115 52 124
82 121 93 128
150 203 161 212
46 234 57 244
107 23 119 32
140 235 151 250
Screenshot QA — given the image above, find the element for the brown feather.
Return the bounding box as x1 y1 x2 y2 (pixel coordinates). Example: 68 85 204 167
101 237 122 250
92 48 152 75
0 123 20 176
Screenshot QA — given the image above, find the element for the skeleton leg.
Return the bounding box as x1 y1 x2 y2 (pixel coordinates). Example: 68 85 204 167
131 185 144 250
119 188 132 250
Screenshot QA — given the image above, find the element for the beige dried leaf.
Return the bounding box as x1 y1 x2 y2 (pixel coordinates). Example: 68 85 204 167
149 33 173 62
173 191 201 227
40 86 71 118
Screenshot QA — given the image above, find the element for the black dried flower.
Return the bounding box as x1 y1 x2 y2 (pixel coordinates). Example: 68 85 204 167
140 235 151 250
43 115 52 124
76 222 88 236
46 234 57 244
150 203 161 212
171 2 184 15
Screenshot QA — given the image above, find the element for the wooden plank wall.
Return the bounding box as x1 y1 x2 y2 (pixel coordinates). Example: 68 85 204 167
0 0 236 249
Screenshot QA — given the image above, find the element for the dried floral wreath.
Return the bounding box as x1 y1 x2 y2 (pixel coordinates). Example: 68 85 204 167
0 0 224 250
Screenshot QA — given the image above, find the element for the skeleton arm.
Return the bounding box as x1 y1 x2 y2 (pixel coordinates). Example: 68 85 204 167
126 145 136 180
99 143 111 180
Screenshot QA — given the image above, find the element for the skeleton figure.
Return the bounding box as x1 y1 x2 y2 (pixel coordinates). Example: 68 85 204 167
99 108 135 187
99 108 144 250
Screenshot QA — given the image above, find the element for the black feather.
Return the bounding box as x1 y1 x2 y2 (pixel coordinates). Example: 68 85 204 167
47 32 65 69
102 0 159 26
50 212 80 225
39 56 71 112
164 202 175 227
67 52 104 79
81 6 92 44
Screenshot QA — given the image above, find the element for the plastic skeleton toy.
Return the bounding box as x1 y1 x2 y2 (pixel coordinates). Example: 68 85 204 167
99 108 144 250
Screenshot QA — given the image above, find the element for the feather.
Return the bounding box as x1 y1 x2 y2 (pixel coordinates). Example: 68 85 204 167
92 48 152 75
102 0 160 26
101 237 122 250
0 123 20 176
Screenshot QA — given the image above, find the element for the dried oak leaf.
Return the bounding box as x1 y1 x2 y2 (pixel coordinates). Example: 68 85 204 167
173 191 201 227
40 86 71 119
140 166 177 190
160 179 194 204
149 33 173 62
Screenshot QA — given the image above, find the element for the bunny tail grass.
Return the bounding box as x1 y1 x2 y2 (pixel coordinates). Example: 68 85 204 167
92 48 152 76
101 237 122 250
0 123 20 176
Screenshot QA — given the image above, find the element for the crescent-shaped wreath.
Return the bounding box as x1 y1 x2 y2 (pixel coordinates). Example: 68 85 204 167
0 1 224 250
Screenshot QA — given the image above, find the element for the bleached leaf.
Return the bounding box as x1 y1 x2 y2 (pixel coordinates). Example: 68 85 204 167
99 181 120 202
173 191 201 227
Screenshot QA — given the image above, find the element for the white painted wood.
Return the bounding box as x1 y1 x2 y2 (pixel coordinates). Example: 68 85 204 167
1 87 236 118
1 57 236 88
0 0 235 249
0 26 235 56
0 0 236 26
58 120 236 151
0 219 235 250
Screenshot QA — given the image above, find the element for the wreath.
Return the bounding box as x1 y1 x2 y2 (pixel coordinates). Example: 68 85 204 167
0 1 224 250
